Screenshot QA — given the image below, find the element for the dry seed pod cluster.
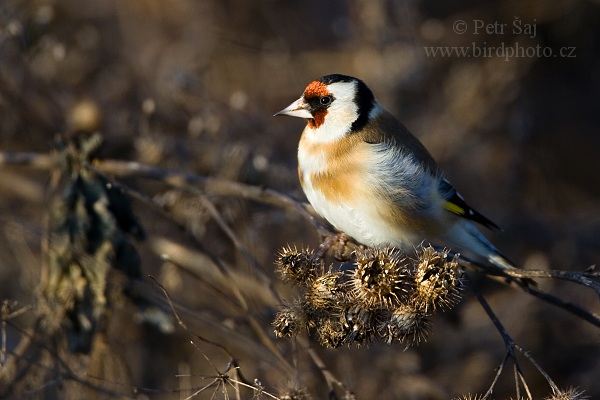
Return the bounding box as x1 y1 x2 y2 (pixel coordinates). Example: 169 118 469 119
273 245 463 348
452 387 590 400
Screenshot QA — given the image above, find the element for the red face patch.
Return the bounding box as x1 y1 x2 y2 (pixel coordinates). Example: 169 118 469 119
303 80 330 99
308 110 327 128
304 81 331 129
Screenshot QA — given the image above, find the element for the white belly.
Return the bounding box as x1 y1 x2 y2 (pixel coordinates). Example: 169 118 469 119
302 179 417 250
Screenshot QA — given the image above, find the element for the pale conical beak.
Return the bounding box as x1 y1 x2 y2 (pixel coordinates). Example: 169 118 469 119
274 97 313 119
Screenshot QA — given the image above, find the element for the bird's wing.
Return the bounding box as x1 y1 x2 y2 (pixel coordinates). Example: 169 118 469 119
438 179 500 231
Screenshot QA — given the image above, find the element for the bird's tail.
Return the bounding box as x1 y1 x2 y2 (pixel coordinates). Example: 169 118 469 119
442 221 533 286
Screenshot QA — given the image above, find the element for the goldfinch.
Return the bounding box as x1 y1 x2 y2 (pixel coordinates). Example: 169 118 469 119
275 73 521 278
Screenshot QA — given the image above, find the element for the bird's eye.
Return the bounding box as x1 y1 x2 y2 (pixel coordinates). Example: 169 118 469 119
320 96 332 106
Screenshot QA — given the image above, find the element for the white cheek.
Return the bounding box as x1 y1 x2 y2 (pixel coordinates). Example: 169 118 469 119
327 102 357 127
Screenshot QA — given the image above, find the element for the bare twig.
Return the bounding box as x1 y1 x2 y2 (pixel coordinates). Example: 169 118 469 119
149 275 238 359
470 280 531 399
0 152 54 169
149 276 284 399
2 321 135 399
514 345 560 394
457 255 600 328
94 159 323 229
501 268 600 296
151 238 278 307
483 350 510 399
196 194 283 304
298 337 355 400
1 301 32 366
0 152 329 235
454 251 600 293
523 285 600 328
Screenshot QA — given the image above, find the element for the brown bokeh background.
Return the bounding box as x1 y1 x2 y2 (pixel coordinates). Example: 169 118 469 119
1 1 599 399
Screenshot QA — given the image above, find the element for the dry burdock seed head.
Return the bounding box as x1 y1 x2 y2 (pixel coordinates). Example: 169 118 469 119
315 314 347 348
273 300 306 338
279 385 312 400
378 303 431 346
273 244 463 349
544 387 589 400
342 305 378 346
350 247 412 308
275 246 320 285
412 246 462 313
306 272 344 309
314 305 378 348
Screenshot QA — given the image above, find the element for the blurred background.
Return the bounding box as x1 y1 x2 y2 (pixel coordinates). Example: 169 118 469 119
1 0 599 399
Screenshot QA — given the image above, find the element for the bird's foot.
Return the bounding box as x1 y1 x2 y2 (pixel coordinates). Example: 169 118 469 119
317 232 358 261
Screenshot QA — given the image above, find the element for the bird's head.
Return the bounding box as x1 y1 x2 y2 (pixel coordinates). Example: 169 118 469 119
275 74 380 142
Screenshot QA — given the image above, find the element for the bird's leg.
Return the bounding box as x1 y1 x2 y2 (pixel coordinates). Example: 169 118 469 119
317 232 358 261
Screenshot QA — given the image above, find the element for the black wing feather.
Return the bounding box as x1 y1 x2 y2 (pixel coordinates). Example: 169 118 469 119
439 179 500 231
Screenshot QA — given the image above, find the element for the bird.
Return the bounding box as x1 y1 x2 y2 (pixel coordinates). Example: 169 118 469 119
275 73 524 281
